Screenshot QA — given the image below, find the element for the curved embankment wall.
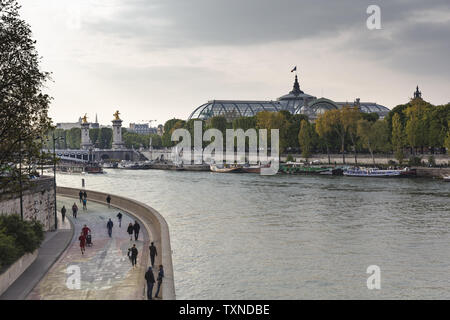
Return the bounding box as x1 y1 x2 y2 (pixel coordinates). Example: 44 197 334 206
56 186 176 300
0 250 38 296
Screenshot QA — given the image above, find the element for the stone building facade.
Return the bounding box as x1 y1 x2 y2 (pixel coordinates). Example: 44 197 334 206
0 176 55 231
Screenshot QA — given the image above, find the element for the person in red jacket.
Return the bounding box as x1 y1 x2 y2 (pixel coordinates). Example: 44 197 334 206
79 232 86 255
82 225 91 237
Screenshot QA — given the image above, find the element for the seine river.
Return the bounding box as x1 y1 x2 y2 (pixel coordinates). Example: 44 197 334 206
57 170 450 299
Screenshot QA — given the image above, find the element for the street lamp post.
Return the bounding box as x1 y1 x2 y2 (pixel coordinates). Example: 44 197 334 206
51 132 64 231
18 140 23 220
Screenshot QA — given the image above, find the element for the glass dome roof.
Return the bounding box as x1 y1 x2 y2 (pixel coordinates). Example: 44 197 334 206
335 102 390 118
188 100 283 121
297 98 339 120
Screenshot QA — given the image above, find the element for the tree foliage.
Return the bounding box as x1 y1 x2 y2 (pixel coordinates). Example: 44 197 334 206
0 0 52 189
0 214 44 269
298 120 314 159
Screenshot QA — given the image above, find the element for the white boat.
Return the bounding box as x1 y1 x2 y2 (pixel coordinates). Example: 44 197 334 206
442 175 450 182
344 167 402 177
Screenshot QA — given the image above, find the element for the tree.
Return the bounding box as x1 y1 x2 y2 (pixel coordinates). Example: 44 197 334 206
162 118 185 147
232 116 256 131
66 127 81 149
98 128 112 149
443 118 450 153
149 134 162 148
357 119 390 165
89 128 100 147
341 106 361 164
391 113 405 164
316 109 347 163
0 0 52 190
404 101 429 154
315 113 334 164
207 116 228 137
298 120 314 160
255 111 289 152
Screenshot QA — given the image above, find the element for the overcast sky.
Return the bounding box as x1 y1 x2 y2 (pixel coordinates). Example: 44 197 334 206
20 0 450 126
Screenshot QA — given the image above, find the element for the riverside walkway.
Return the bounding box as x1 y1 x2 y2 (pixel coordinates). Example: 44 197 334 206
27 196 151 300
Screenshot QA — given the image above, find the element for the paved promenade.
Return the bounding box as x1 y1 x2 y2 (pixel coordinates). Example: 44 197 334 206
27 196 151 300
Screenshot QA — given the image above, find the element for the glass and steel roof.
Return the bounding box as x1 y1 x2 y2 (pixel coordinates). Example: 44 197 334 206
336 102 390 118
188 100 283 121
187 76 390 121
297 98 339 120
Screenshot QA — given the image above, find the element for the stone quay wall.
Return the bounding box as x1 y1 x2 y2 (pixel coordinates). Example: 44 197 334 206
56 186 176 300
0 250 38 296
283 153 450 165
0 176 55 231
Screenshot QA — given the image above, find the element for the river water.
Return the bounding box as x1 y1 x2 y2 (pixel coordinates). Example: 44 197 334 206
56 170 450 299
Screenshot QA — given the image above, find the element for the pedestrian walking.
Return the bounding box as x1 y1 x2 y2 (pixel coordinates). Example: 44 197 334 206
127 247 132 262
79 190 83 203
130 244 138 267
117 212 122 227
82 198 87 211
145 266 155 300
107 218 114 237
155 265 164 298
82 224 91 237
133 220 140 241
106 195 111 208
149 242 157 268
72 203 78 218
61 205 66 223
83 191 87 200
79 231 86 255
127 223 134 241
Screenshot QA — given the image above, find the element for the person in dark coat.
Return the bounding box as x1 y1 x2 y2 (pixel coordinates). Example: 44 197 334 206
61 205 66 222
83 191 87 200
133 221 140 241
107 218 114 237
72 203 78 218
117 212 122 227
130 244 138 267
79 190 83 203
155 265 164 298
149 242 157 267
127 223 134 241
144 266 155 300
106 195 111 208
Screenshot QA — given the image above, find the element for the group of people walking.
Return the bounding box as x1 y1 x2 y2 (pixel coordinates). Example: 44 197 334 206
145 263 164 300
145 242 162 300
79 190 88 210
71 193 164 300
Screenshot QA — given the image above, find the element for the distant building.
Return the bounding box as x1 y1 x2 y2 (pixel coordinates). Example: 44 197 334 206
188 74 391 121
56 117 82 130
90 113 100 129
157 124 164 136
413 85 422 100
128 123 157 135
57 113 100 130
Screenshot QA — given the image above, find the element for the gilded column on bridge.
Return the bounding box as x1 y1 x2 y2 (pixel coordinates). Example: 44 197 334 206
112 110 125 150
80 114 93 150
